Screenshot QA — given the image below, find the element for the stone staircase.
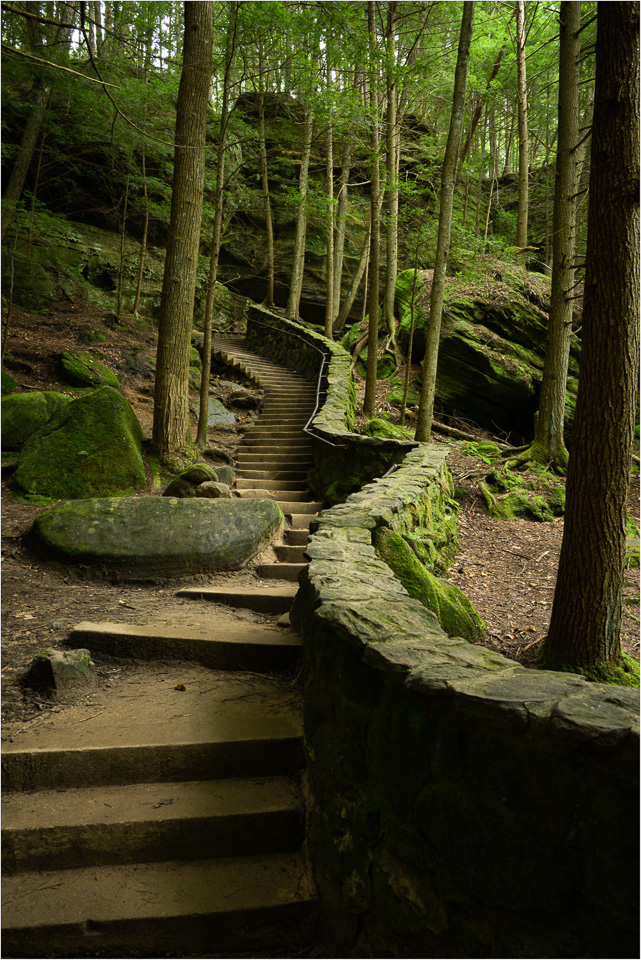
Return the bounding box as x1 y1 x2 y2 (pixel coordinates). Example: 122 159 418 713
1 337 320 958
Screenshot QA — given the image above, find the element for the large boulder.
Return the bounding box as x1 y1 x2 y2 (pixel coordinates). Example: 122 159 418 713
14 386 145 500
389 267 580 440
25 496 283 579
2 391 72 450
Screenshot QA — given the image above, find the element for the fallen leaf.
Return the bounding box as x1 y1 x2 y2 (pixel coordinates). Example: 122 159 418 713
175 683 186 691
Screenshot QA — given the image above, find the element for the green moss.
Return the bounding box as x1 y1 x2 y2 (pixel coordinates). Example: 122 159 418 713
2 391 72 451
540 650 640 688
2 369 18 395
374 526 484 640
60 351 120 390
364 418 414 441
479 465 565 521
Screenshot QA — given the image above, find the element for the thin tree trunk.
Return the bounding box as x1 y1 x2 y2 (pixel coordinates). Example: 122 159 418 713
117 171 129 317
415 2 475 442
258 42 275 308
152 1 213 459
333 140 352 320
383 1 399 340
334 226 370 334
133 142 149 316
324 55 335 339
286 106 313 320
459 45 505 173
515 0 529 246
196 1 236 448
544 1 639 674
533 2 581 465
363 0 381 418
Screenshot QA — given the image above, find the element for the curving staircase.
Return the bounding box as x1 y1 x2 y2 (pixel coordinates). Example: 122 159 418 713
1 336 320 958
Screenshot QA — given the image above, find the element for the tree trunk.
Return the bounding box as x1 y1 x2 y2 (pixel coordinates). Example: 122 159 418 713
363 1 381 418
332 140 352 320
383 1 399 340
334 225 370 333
459 45 505 174
324 55 335 339
133 143 148 316
152 1 213 459
515 0 529 246
286 106 313 320
415 2 475 442
533 2 581 465
544 1 640 675
258 42 275 308
196 1 237 448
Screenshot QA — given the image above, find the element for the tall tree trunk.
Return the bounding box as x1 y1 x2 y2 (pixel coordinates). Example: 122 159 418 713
324 55 335 339
532 2 581 466
286 106 313 320
363 0 381 418
196 1 237 447
332 140 352 320
258 42 275 308
515 0 529 246
459 45 505 173
334 225 370 333
544 1 640 675
383 1 399 340
133 143 149 316
1 2 75 244
152 1 213 459
415 2 474 442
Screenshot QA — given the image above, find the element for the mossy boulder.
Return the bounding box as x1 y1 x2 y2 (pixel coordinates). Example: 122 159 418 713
2 368 18 395
479 465 565 521
25 496 283 579
374 526 485 640
60 351 120 389
14 386 145 500
2 391 72 451
364 418 414 441
163 463 219 498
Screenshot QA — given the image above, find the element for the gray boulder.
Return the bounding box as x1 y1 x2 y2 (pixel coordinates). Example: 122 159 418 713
2 391 72 450
25 649 96 700
14 386 145 500
25 496 283 580
195 481 232 499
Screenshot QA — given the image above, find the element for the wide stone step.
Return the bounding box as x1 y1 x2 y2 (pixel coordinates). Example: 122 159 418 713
69 620 301 672
243 429 309 440
240 439 313 451
1 852 316 958
285 529 310 546
177 584 298 613
236 489 313 503
236 478 308 492
286 513 315 530
257 563 307 582
276 500 323 514
2 666 302 792
236 469 309 482
2 776 303 874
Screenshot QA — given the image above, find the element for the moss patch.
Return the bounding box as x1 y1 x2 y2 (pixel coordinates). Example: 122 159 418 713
479 464 565 521
60 351 120 390
2 391 72 451
374 526 484 640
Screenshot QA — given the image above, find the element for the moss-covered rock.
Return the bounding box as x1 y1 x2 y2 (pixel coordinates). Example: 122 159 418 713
2 368 18 395
162 463 219 498
14 386 145 500
479 465 565 521
2 391 72 451
25 496 283 579
60 351 120 389
373 526 485 640
364 418 414 441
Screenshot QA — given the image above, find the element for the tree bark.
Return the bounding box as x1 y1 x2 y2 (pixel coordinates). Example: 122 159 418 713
363 0 381 418
532 1 581 464
152 1 213 459
258 41 275 308
324 54 335 339
196 1 237 448
458 45 505 174
332 140 352 320
544 1 640 674
515 0 529 246
415 2 474 442
286 106 313 320
383 1 399 340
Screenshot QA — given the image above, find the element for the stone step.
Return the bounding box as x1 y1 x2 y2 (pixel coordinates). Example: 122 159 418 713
1 852 316 958
2 666 302 792
236 478 308 492
275 545 308 563
257 563 307 582
236 469 309 482
240 439 313 451
236 490 314 503
69 620 301 672
285 529 310 546
276 500 323 514
285 513 316 529
177 584 298 613
2 776 303 874
236 457 313 469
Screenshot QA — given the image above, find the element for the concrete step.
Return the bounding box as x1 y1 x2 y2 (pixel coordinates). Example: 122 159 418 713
1 852 316 958
285 529 310 546
257 563 307 582
243 430 308 441
286 514 315 530
2 776 303 873
69 620 301 672
240 439 313 451
177 584 298 613
236 478 308 492
236 469 309 482
2 665 303 792
275 545 308 563
236 489 314 503
276 500 323 514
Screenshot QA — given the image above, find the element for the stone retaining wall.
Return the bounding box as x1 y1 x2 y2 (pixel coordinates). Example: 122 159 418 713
246 305 639 958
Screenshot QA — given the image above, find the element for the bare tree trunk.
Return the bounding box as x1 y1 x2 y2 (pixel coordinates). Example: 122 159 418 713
133 143 149 316
459 45 505 173
152 1 213 459
544 0 639 676
363 0 381 418
415 2 475 442
532 2 581 466
286 106 313 320
258 42 275 308
515 0 529 246
196 1 237 447
332 140 352 320
324 55 335 339
383 1 399 340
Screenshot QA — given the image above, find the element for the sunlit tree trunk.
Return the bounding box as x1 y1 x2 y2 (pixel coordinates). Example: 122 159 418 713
152 2 213 459
332 140 352 320
383 1 399 340
545 1 640 675
363 0 381 417
286 106 313 320
324 55 335 339
415 2 474 442
515 0 529 246
258 42 275 308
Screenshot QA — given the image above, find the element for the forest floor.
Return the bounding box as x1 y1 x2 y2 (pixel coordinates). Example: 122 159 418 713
2 299 639 730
